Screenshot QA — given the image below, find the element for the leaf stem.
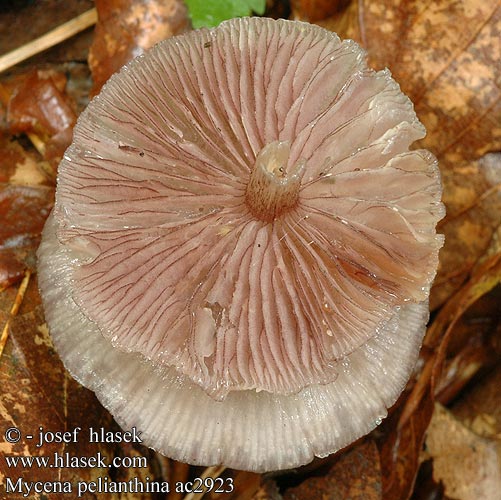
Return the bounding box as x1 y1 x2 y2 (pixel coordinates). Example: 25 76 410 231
0 269 32 359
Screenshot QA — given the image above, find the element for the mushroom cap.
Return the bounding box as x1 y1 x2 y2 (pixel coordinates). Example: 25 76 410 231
38 17 444 472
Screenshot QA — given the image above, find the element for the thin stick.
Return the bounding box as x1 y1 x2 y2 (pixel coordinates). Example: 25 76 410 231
0 8 97 74
0 270 32 359
182 465 227 500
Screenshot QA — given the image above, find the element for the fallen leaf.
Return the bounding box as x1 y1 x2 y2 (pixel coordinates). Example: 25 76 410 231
453 364 501 440
434 288 500 404
319 0 501 309
377 389 434 500
3 69 78 175
0 183 53 290
283 439 382 500
0 184 53 247
0 251 25 290
0 136 35 184
315 6 501 497
0 114 55 287
316 0 361 42
377 252 501 500
433 153 501 309
88 0 190 95
6 70 74 137
0 279 166 499
425 402 501 500
290 0 342 22
426 254 501 359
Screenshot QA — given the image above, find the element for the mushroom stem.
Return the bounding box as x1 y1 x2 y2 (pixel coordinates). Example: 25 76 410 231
245 141 305 222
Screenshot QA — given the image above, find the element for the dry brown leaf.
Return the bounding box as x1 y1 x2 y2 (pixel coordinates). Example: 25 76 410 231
88 0 190 95
377 388 434 500
434 334 497 405
0 251 25 290
0 135 39 184
283 439 382 500
0 138 47 188
6 70 74 137
0 63 90 287
315 5 501 496
319 0 501 309
0 183 53 289
0 84 61 287
0 5 183 498
3 69 78 175
453 364 501 440
377 253 501 500
398 253 501 439
434 288 500 404
291 0 342 22
425 402 501 500
0 279 165 499
433 153 501 309
0 185 53 241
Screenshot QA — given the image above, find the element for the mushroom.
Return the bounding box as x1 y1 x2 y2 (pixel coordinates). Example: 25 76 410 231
37 17 444 472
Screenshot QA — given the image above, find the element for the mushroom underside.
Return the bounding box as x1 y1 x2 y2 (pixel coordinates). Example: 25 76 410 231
39 212 428 472
37 17 445 473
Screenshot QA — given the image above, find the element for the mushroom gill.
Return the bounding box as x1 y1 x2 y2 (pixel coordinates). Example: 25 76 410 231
38 17 445 472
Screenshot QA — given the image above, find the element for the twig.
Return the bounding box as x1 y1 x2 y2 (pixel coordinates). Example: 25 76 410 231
0 270 32 359
182 465 227 500
0 8 97 74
